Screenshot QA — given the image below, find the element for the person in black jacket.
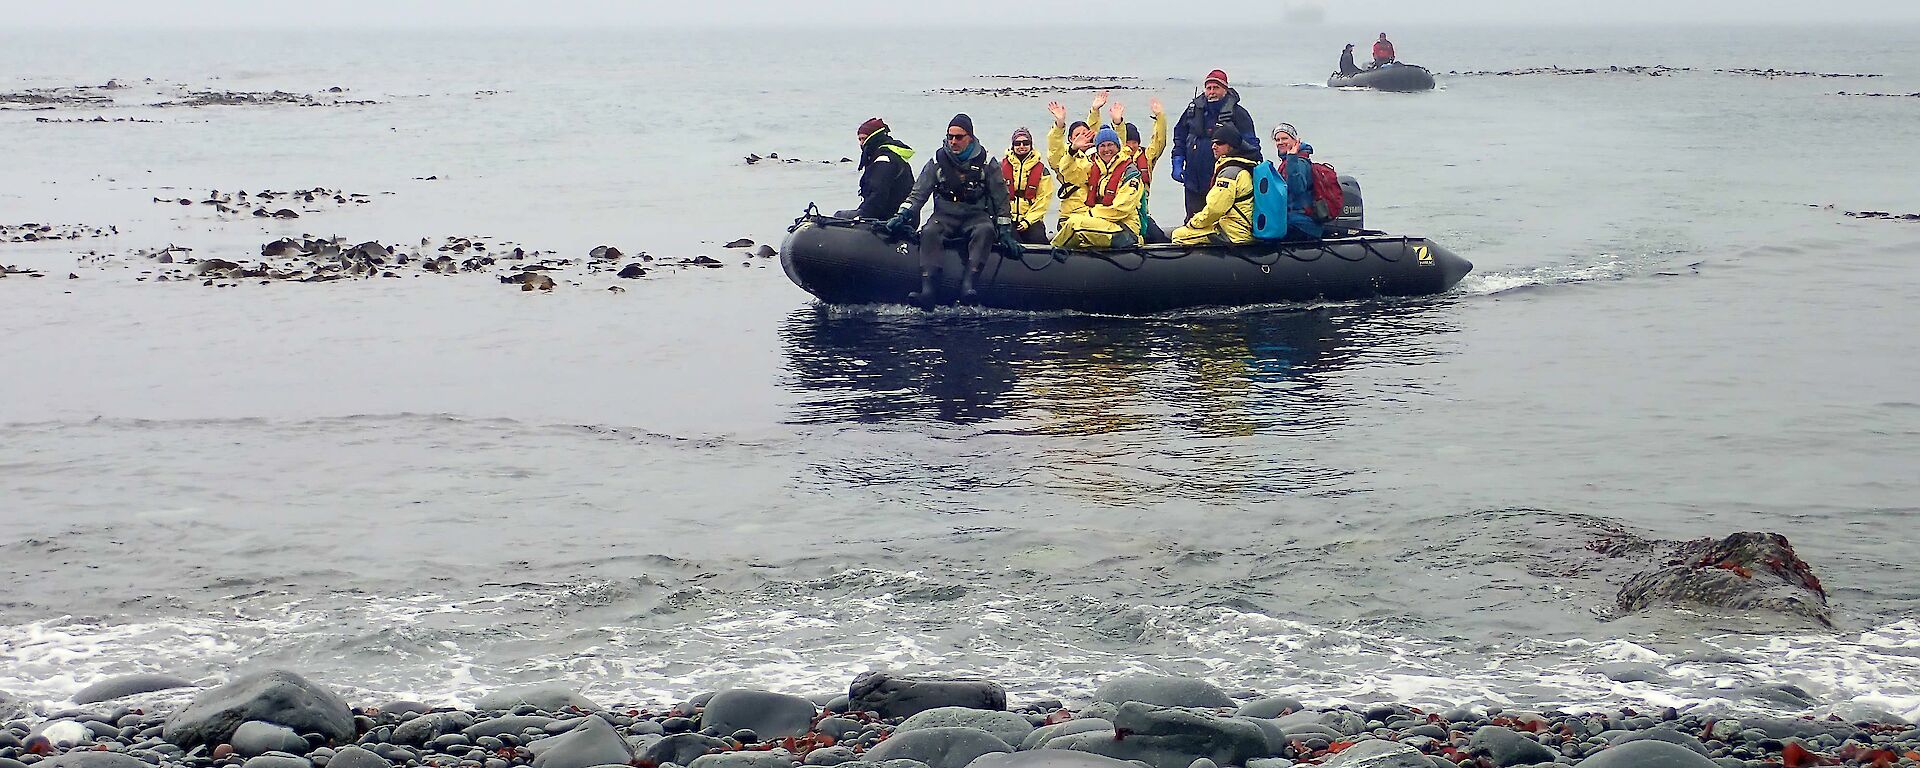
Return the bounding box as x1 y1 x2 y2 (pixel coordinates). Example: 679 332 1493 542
1170 69 1260 219
845 117 916 222
886 114 1014 307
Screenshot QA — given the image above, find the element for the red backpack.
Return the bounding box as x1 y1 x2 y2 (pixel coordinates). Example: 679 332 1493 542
1307 162 1345 223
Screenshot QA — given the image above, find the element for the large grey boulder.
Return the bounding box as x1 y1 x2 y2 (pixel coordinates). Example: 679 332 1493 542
39 755 151 768
972 752 1146 768
1615 532 1832 627
1022 719 1114 751
393 712 476 745
72 674 197 704
242 755 312 768
475 685 599 712
643 733 731 766
232 721 310 756
1468 727 1556 768
162 670 355 748
690 753 799 768
702 689 818 740
1091 676 1233 709
1047 703 1267 768
1234 698 1305 719
529 716 631 768
324 747 392 768
1321 740 1431 768
897 707 1034 748
1612 729 1707 755
863 727 1011 768
1581 741 1719 768
849 672 1006 719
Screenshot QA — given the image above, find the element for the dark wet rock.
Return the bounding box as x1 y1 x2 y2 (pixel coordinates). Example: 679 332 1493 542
723 239 754 248
72 674 195 705
864 726 1010 768
681 254 724 267
701 689 816 740
462 715 556 738
392 711 474 745
1049 703 1267 768
323 747 389 768
272 209 299 219
616 263 647 278
1590 663 1675 685
588 246 623 261
528 716 629 768
1231 717 1286 756
973 752 1145 768
39 754 153 768
233 721 309 756
806 746 858 766
162 670 354 749
1275 710 1365 736
896 706 1034 748
1234 697 1304 719
1469 726 1556 767
1321 739 1430 768
1092 676 1232 709
241 755 310 768
753 245 777 258
848 672 1006 719
642 732 730 766
1023 719 1115 750
1582 740 1720 768
1613 728 1708 755
689 753 795 768
1614 532 1831 626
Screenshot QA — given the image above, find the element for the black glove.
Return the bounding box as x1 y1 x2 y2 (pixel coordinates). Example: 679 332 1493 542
997 229 1023 255
883 213 908 236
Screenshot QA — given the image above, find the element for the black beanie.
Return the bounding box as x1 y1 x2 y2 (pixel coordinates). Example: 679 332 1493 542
1211 124 1241 147
949 113 974 135
1069 120 1089 135
1125 123 1141 144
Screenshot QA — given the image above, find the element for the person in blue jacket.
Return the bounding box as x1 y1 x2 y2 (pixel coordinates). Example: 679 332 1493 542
1171 69 1260 219
1269 123 1322 241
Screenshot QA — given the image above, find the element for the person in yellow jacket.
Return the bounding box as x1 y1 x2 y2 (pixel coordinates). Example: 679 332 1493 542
1110 98 1169 241
1171 125 1258 245
1045 98 1101 228
1051 125 1146 249
1001 127 1054 245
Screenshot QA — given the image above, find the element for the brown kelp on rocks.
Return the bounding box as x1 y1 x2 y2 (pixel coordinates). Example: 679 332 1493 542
3 669 1917 768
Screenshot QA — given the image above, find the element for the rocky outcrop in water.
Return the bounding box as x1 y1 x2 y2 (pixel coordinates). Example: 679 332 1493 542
2 223 117 242
1447 66 1879 78
161 669 355 748
1613 532 1832 626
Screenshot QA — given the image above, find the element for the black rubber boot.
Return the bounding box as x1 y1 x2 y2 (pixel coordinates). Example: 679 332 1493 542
907 272 937 309
958 268 981 305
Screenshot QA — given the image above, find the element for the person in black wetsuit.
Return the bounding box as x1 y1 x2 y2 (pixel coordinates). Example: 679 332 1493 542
845 117 916 222
886 114 1016 307
1338 44 1362 76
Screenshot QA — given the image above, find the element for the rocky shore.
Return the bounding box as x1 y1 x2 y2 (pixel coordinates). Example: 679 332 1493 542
3 669 1916 768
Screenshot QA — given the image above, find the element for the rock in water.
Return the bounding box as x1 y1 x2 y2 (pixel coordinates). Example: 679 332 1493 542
1580 740 1720 768
1616 532 1832 626
848 672 1006 719
162 670 355 748
1092 675 1234 709
754 245 777 258
616 263 646 278
724 238 754 248
588 245 623 261
529 716 630 768
700 689 817 739
1468 726 1557 767
896 706 1034 747
863 727 1011 768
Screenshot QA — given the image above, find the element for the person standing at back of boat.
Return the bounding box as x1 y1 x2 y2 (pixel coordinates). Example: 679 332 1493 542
847 118 916 221
1171 69 1259 220
1338 44 1362 76
887 114 1015 306
1268 122 1323 241
1372 33 1396 66
1171 125 1258 246
1002 127 1053 245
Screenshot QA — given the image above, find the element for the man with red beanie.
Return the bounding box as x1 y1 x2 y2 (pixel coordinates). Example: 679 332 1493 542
1171 69 1259 219
847 117 915 221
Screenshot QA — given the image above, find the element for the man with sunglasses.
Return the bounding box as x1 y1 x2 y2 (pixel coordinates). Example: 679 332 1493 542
1001 127 1053 245
1171 125 1258 246
887 114 1016 306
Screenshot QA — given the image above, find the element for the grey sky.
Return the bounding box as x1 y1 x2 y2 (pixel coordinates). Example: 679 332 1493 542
14 0 1920 26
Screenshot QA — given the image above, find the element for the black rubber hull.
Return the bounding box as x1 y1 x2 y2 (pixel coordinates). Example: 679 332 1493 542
780 217 1472 315
1329 64 1437 92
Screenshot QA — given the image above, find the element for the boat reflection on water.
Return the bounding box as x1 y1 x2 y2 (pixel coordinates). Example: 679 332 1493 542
778 300 1462 437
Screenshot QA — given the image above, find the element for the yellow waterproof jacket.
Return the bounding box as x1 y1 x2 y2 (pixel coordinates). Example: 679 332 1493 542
1048 122 1096 222
1082 153 1146 235
1185 156 1257 243
1136 111 1168 187
1002 151 1053 230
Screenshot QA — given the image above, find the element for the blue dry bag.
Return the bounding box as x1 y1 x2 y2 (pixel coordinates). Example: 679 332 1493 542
1251 162 1291 240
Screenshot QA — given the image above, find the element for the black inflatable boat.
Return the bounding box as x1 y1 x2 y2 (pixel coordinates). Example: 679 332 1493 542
1329 63 1437 92
779 207 1472 315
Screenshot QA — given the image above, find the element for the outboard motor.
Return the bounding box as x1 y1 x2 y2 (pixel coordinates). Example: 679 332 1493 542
1330 175 1364 234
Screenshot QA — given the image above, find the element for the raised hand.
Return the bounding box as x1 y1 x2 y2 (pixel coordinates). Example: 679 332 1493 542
1091 90 1109 110
1110 102 1126 124
1047 101 1067 125
1150 97 1164 116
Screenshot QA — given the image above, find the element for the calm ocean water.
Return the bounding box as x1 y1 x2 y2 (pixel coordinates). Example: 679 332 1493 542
2 23 1918 717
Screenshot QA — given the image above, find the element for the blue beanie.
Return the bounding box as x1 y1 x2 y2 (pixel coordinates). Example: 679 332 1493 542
1094 126 1120 147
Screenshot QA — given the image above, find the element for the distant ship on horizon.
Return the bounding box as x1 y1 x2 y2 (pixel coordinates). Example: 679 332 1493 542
1285 0 1328 23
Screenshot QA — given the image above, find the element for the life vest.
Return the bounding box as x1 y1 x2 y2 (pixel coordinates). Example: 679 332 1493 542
1131 152 1154 187
1374 40 1395 61
934 146 992 205
1084 155 1137 207
1002 155 1046 203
